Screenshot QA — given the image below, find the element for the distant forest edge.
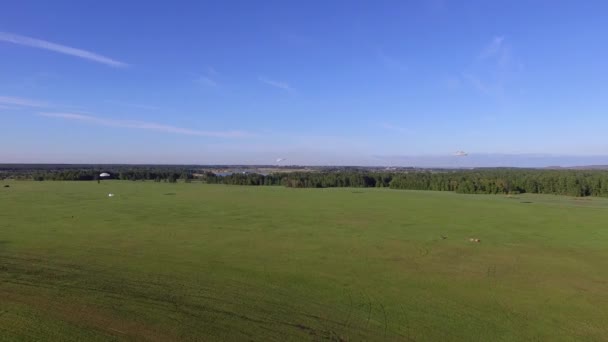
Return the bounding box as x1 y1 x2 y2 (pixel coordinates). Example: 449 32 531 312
2 165 608 197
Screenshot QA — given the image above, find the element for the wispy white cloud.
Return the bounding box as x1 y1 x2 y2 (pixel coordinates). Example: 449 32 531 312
195 76 218 87
194 67 219 87
38 112 252 138
478 36 505 60
380 122 411 133
442 76 462 90
462 73 492 95
279 32 311 47
0 95 48 108
105 100 160 111
259 76 294 92
377 50 408 72
0 31 128 68
460 36 517 97
39 112 91 120
477 36 523 72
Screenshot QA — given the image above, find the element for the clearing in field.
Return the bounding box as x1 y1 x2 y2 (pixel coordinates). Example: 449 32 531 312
1 181 608 340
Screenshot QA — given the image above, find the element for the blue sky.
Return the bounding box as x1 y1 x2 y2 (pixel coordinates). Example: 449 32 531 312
1 1 607 166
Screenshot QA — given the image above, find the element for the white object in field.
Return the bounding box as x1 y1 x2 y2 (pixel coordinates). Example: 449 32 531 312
108 193 115 197
454 151 468 157
99 172 111 177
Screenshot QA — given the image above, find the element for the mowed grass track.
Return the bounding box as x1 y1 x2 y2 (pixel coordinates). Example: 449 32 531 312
1 182 608 341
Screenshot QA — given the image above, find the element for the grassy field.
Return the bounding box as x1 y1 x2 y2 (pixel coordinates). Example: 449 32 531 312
1 181 608 341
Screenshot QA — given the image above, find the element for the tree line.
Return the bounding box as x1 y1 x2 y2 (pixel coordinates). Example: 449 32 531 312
199 169 608 197
201 169 608 197
2 165 608 197
0 166 196 183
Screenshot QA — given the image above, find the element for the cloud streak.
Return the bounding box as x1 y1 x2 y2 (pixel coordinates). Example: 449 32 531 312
259 76 294 92
460 36 515 97
0 95 48 108
378 50 408 72
478 36 505 60
105 100 160 110
462 73 492 95
206 66 218 76
196 76 218 87
0 31 128 68
194 67 219 87
380 122 411 133
38 112 252 138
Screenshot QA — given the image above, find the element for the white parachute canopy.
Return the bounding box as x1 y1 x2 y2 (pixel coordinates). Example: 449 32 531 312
99 172 111 178
453 151 468 157
108 193 115 197
276 158 286 163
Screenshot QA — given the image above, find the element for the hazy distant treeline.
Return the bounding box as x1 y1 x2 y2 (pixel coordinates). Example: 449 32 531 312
389 170 608 197
2 166 608 197
0 166 196 183
218 170 608 197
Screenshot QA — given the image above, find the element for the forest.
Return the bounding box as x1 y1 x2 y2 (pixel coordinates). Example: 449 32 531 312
2 165 608 197
215 169 608 197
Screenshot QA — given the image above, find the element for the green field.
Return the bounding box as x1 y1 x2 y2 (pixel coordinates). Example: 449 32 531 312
1 181 608 341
